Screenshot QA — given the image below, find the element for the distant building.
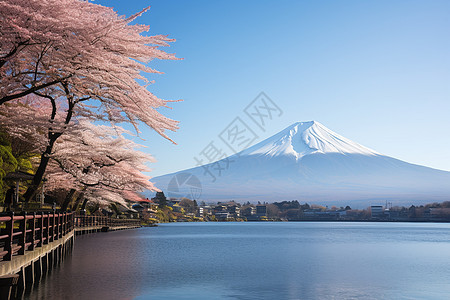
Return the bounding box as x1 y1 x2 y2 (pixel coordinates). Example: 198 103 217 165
167 198 181 207
198 206 204 216
227 205 240 217
215 212 231 220
133 199 158 219
213 205 227 214
256 205 267 217
302 209 346 220
240 206 256 218
428 208 450 220
172 204 183 213
201 206 212 215
371 206 384 219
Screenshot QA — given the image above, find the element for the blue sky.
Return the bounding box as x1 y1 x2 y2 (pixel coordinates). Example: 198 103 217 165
97 0 450 176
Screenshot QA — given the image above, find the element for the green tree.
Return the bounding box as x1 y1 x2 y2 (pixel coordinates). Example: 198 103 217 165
0 132 35 200
180 198 196 214
266 204 280 219
154 191 167 207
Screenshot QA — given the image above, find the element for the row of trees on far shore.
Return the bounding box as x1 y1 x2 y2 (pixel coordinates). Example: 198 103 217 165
0 0 179 210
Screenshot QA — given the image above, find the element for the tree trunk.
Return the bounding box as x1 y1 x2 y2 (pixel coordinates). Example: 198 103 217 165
23 135 59 202
80 198 88 211
71 189 85 211
24 88 74 202
61 188 76 211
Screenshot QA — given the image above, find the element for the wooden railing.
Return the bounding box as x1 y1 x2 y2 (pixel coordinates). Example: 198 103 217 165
0 212 74 261
0 213 140 262
74 215 141 228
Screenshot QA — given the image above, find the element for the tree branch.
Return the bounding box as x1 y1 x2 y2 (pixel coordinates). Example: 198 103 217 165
0 77 69 105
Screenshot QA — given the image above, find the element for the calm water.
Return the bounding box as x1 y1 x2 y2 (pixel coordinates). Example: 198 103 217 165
26 222 450 300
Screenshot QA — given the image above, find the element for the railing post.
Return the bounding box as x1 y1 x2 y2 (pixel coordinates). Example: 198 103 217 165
18 212 26 255
63 213 66 235
29 212 36 251
61 213 64 237
55 212 59 240
38 212 44 247
4 211 14 261
55 213 60 240
44 213 49 245
61 213 64 236
58 213 62 239
50 212 55 243
55 213 59 239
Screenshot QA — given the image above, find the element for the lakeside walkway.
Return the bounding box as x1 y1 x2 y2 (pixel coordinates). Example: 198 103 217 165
0 212 140 299
74 215 141 235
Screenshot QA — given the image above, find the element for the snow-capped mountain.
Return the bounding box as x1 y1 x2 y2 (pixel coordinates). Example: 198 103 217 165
240 121 379 158
150 121 450 206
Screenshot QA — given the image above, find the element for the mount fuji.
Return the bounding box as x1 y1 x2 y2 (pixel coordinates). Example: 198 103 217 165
150 121 450 206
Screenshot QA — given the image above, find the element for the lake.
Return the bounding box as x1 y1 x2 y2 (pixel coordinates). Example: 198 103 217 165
26 222 450 299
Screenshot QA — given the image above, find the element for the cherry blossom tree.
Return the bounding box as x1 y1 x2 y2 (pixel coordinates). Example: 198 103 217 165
1 0 180 201
1 0 178 134
47 120 158 208
0 97 160 208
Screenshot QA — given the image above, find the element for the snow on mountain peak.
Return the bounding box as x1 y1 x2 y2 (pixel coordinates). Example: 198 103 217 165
241 121 380 159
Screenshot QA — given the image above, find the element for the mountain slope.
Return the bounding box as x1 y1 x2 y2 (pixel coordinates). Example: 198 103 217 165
150 121 450 206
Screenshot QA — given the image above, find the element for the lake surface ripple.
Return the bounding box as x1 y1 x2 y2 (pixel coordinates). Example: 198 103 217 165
26 222 450 300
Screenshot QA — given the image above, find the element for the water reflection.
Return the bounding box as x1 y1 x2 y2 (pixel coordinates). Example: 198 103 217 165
26 229 144 300
26 222 450 300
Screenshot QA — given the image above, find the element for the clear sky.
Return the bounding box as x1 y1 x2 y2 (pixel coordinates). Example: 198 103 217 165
97 0 450 177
